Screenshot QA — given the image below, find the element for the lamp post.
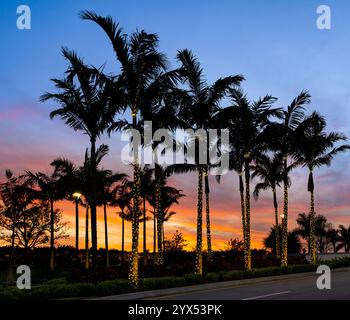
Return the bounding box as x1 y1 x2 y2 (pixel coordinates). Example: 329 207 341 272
72 192 82 259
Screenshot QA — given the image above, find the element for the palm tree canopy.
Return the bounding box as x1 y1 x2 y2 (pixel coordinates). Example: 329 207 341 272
41 48 123 141
293 111 350 171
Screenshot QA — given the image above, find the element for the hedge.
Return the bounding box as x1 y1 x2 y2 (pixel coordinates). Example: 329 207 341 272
0 257 349 300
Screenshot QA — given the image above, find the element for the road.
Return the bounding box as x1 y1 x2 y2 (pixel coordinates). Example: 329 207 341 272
150 267 350 300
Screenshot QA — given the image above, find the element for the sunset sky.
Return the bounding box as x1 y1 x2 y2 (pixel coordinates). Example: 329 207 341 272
1 0 350 251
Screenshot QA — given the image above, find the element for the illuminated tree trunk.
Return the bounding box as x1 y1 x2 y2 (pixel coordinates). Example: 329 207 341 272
244 160 251 271
308 169 317 265
121 208 125 266
204 169 212 262
155 178 163 266
75 200 79 260
281 156 289 267
85 204 89 270
238 172 246 255
143 196 147 266
90 137 98 271
129 107 141 287
153 208 157 254
103 204 109 267
272 187 281 257
195 167 204 275
50 198 55 271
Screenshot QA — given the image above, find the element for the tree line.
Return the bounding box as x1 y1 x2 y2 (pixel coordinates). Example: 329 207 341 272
1 11 349 287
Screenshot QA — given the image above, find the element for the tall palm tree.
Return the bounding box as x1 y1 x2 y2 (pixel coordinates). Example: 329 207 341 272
294 212 328 255
97 169 127 267
293 112 350 264
112 183 132 265
51 158 81 258
175 49 243 274
326 225 339 253
138 166 153 266
252 153 287 257
23 171 64 271
337 225 350 253
81 11 173 286
40 49 121 269
220 88 279 270
265 91 311 266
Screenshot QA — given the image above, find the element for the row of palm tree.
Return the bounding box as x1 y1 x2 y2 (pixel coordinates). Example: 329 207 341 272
37 11 350 286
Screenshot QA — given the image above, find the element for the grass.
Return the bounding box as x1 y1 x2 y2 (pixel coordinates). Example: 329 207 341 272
0 257 349 300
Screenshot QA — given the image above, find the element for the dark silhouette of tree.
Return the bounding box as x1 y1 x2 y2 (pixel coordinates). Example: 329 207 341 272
293 111 350 264
224 238 244 252
326 224 340 253
264 91 311 266
164 230 188 252
41 48 122 270
294 212 329 254
337 225 350 253
264 226 301 254
173 49 243 274
80 11 176 286
23 170 65 271
219 88 279 270
252 153 295 257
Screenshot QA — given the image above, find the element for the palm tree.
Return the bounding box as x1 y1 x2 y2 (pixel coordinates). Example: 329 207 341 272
220 88 279 270
337 225 350 253
40 49 121 269
326 225 339 253
23 171 64 271
174 49 243 274
51 158 81 258
252 153 287 257
264 225 302 254
138 166 153 266
97 169 127 267
112 183 132 265
294 212 328 255
293 112 350 264
265 91 311 266
81 11 173 286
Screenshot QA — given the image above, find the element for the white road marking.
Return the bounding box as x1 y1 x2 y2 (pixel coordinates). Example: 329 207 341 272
241 290 291 300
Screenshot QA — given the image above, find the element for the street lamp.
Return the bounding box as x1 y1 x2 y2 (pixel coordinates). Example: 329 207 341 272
72 193 82 256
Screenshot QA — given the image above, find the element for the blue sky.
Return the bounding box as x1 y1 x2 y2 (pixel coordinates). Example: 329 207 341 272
0 0 349 248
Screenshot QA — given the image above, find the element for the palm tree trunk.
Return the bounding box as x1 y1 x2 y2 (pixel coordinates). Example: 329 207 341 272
155 177 163 266
204 169 212 262
85 204 89 270
90 137 98 271
103 204 109 268
129 106 140 287
153 208 157 255
121 208 125 266
75 200 79 261
195 167 204 275
50 199 55 271
238 172 246 248
281 156 289 267
273 188 281 257
308 169 317 264
143 196 147 266
244 160 251 271
163 223 166 252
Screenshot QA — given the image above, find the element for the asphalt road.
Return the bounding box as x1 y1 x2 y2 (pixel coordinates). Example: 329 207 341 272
150 268 350 300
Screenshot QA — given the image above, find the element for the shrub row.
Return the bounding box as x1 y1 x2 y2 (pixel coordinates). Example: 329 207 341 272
1 257 349 300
